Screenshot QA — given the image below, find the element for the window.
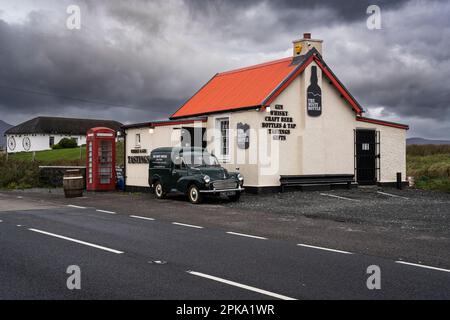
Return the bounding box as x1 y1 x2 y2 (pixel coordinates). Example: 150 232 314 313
88 142 93 184
216 118 229 160
135 133 141 147
173 156 185 170
49 136 55 148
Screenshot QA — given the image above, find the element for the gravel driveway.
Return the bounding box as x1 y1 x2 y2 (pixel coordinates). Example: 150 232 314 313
225 187 450 237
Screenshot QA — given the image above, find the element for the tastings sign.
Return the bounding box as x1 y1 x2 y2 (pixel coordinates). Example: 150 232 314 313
261 104 296 141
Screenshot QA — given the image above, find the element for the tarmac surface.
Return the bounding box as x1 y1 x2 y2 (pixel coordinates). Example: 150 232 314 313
0 187 449 299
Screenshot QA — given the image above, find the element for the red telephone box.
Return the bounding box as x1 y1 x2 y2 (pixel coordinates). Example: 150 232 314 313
86 127 116 191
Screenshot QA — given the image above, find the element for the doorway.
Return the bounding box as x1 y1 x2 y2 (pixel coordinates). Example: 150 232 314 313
355 129 379 185
181 127 206 148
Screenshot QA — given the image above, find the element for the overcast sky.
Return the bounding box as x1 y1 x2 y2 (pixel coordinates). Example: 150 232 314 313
0 0 449 139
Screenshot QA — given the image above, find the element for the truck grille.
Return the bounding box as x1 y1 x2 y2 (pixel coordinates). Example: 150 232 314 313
212 179 237 190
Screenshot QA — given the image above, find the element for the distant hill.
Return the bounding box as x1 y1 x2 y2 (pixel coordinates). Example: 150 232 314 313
407 137 450 145
0 120 13 149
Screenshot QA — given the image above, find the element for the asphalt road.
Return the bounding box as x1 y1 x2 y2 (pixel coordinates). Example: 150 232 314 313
0 193 449 299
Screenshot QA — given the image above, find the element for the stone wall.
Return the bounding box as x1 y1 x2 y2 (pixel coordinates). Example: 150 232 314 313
39 166 86 187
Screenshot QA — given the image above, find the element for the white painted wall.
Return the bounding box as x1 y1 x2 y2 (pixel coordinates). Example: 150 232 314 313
205 61 406 186
206 76 304 187
6 133 86 153
355 121 407 182
300 61 356 177
125 123 205 188
124 63 407 188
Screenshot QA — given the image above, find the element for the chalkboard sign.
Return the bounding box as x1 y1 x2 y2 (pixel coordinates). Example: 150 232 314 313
237 122 250 149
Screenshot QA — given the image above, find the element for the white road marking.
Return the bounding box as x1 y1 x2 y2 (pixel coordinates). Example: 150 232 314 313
297 243 353 255
320 193 359 201
67 205 86 209
0 220 2 223
187 271 297 300
17 225 22 227
226 231 267 240
377 191 409 200
28 228 124 254
130 215 155 221
96 209 116 214
172 222 204 229
17 196 23 199
396 261 450 273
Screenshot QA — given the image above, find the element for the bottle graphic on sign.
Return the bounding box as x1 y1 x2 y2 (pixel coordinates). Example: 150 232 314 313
307 66 322 117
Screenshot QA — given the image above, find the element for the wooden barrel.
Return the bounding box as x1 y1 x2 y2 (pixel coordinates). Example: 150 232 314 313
63 169 84 198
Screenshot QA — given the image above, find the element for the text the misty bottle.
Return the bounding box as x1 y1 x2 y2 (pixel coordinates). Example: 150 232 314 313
307 66 322 117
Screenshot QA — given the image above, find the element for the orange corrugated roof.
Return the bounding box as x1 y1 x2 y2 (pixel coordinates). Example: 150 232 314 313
171 57 297 119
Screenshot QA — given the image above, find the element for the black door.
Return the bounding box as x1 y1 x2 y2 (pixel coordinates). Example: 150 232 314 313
355 129 377 185
170 157 187 192
181 127 206 148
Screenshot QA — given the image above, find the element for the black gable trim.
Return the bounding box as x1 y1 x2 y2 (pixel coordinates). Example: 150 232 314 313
5 117 123 135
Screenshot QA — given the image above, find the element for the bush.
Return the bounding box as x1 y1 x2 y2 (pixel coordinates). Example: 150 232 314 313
407 145 450 193
53 138 78 149
407 144 450 156
415 177 450 193
0 154 40 189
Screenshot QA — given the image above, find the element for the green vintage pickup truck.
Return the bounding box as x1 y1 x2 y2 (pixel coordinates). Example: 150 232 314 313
148 147 244 204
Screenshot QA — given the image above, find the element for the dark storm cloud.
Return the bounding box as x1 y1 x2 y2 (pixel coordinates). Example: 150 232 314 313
0 4 186 123
184 0 410 21
0 0 449 138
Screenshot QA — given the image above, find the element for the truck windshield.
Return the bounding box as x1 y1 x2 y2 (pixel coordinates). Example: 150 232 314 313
182 152 220 168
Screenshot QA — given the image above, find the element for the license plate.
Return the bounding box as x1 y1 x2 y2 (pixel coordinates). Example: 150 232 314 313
223 191 236 196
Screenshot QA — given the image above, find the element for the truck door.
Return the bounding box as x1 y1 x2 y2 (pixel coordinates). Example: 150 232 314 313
171 156 187 192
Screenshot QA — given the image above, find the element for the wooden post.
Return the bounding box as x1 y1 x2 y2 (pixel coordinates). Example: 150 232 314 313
396 172 402 190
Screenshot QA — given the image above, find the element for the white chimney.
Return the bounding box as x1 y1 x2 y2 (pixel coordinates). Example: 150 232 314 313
293 33 323 57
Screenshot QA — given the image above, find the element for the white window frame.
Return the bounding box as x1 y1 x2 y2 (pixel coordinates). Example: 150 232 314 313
135 133 141 148
215 117 230 162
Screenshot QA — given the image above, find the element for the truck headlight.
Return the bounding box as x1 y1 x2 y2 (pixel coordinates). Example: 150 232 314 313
203 175 211 184
237 173 244 181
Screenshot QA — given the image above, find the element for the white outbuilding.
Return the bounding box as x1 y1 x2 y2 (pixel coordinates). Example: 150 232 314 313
5 116 122 153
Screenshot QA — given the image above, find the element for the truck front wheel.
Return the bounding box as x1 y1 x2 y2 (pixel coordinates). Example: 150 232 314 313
188 185 203 204
154 181 166 199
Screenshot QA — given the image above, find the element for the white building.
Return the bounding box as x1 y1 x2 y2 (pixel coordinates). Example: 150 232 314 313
5 116 122 153
123 33 409 193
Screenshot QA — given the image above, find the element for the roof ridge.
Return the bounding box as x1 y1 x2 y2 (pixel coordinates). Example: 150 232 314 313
218 57 293 76
32 116 120 122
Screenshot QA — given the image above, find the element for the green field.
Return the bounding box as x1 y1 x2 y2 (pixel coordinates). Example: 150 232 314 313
9 141 124 166
0 141 124 189
10 146 86 163
407 145 450 193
